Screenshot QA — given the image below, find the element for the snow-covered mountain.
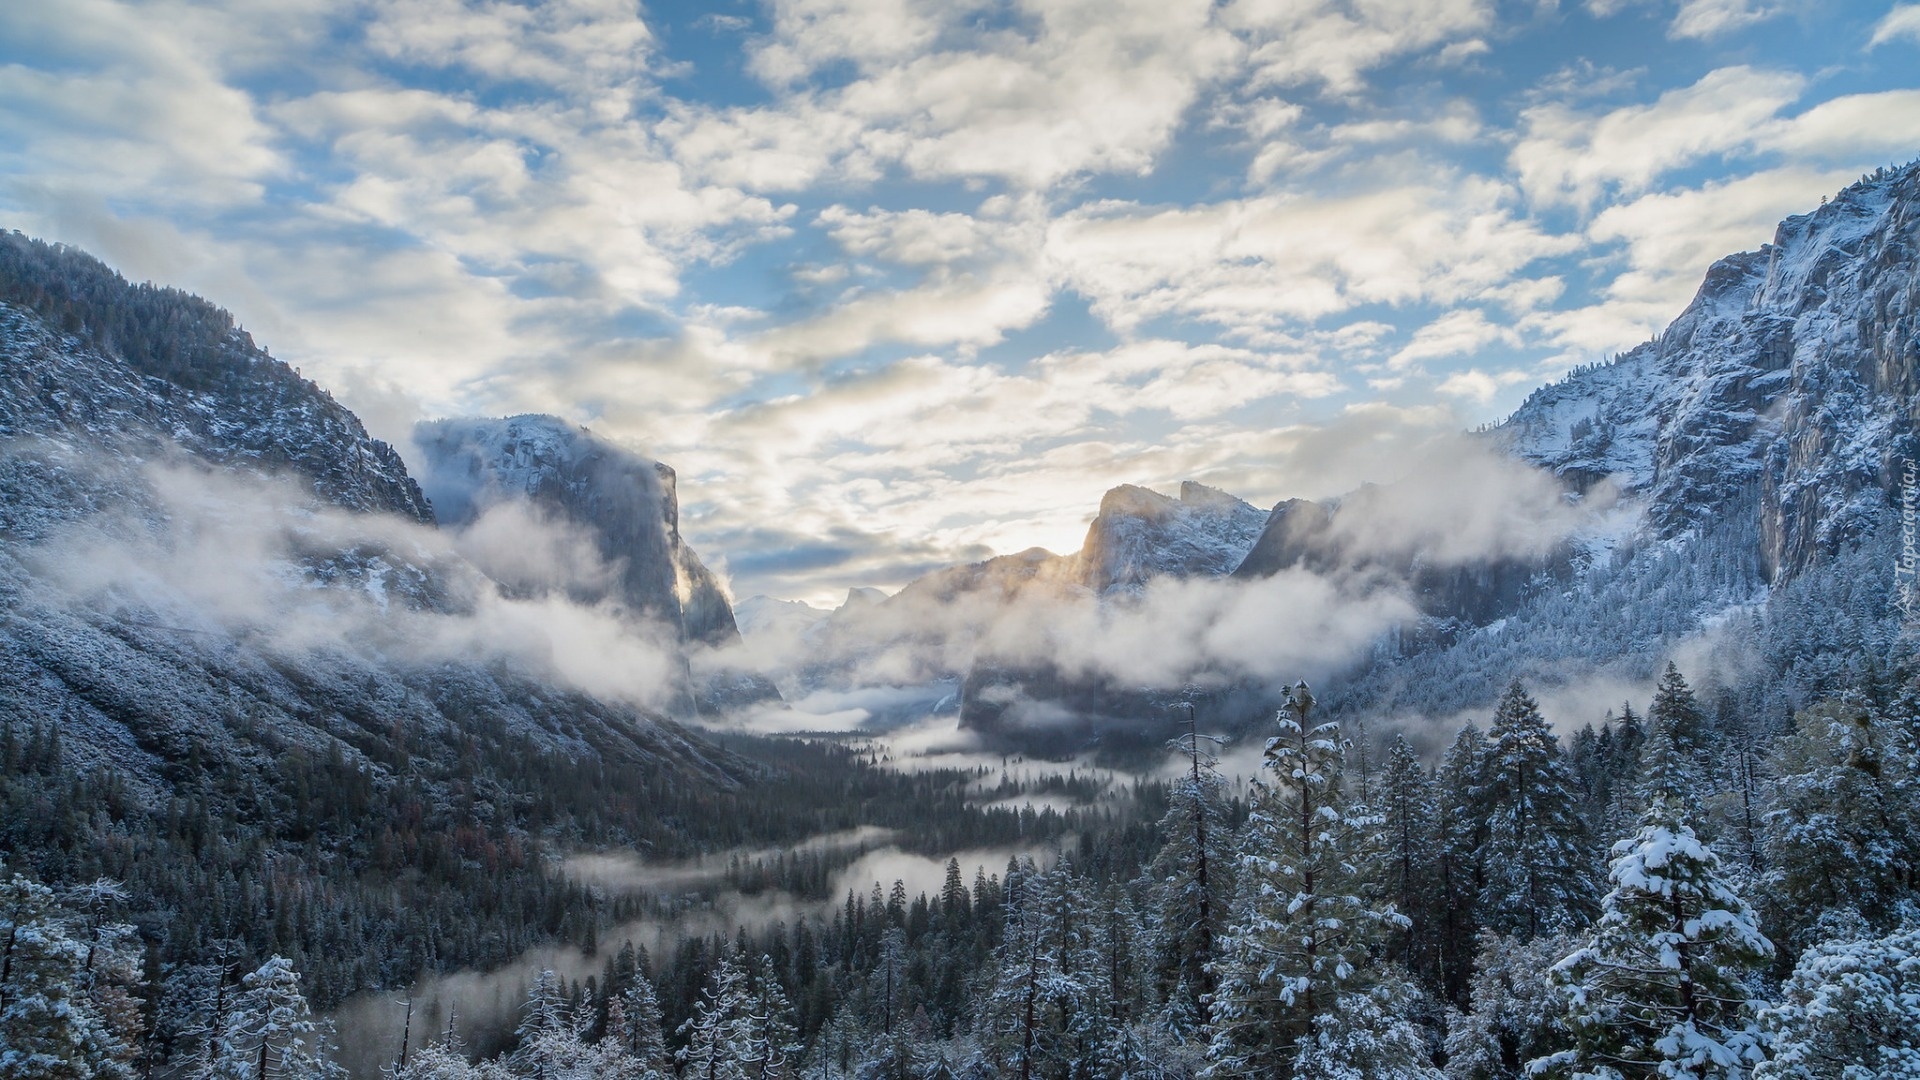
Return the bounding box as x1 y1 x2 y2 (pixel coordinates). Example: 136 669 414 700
1069 481 1269 594
411 414 781 712
1329 163 1920 726
1499 165 1919 583
0 232 749 795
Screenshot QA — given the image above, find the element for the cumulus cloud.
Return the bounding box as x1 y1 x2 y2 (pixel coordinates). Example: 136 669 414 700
1048 179 1574 340
1511 66 1807 209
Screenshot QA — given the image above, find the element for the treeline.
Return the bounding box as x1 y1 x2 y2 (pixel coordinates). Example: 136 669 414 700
7 663 1919 1077
0 718 1098 1026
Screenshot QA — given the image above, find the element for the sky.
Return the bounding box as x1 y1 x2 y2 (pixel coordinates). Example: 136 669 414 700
2 0 1917 607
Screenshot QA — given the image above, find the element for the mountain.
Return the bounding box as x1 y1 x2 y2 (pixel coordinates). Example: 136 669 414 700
0 232 765 1003
901 162 1920 751
1325 163 1920 727
411 414 782 713
1070 481 1270 594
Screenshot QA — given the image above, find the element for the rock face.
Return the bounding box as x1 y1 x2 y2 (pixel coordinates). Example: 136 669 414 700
1497 165 1920 583
411 415 782 714
1329 163 1920 723
0 232 748 795
1071 481 1270 594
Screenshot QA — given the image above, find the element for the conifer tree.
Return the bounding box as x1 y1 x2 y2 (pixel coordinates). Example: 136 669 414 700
676 954 755 1080
1205 683 1436 1079
1437 724 1493 1002
1443 931 1575 1080
1380 735 1442 982
1754 918 1920 1079
211 955 344 1080
0 872 128 1080
1761 698 1919 942
1480 680 1597 939
1148 705 1232 1036
607 974 670 1074
742 953 798 1080
1535 758 1773 1080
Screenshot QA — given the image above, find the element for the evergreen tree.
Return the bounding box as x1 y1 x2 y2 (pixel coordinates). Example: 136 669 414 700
1443 931 1576 1080
607 974 670 1074
676 954 754 1080
1535 783 1772 1079
1380 735 1442 983
743 953 798 1080
1755 918 1920 1079
1480 680 1597 939
1147 706 1232 1036
0 872 127 1080
1437 724 1494 1003
211 956 344 1080
1205 683 1436 1079
1761 699 1919 944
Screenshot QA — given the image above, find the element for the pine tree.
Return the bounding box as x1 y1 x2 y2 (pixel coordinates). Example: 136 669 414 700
1761 699 1919 943
1148 705 1232 1036
1443 931 1576 1080
607 974 670 1074
742 954 798 1080
1437 724 1493 1003
211 955 345 1080
676 954 754 1080
1380 735 1442 983
1535 779 1773 1079
1754 918 1920 1079
1480 680 1597 939
1205 683 1437 1079
0 872 124 1080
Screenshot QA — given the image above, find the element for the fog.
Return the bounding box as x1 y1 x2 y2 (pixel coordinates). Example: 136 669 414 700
21 457 684 709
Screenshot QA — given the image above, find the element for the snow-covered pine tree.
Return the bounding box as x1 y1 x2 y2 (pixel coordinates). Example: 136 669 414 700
1380 734 1442 983
1204 682 1438 1080
1761 698 1919 945
1480 680 1597 940
0 871 131 1080
211 955 344 1080
1443 931 1576 1080
1148 705 1232 1036
1534 751 1773 1080
742 953 798 1080
1437 724 1494 1003
677 954 755 1080
608 973 670 1075
1754 918 1920 1078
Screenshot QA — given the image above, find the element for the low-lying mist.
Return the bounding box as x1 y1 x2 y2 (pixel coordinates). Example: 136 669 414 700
19 456 685 709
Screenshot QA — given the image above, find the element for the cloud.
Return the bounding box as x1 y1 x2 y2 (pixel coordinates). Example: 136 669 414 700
24 458 685 710
1669 0 1783 41
1870 4 1920 47
0 1 286 207
1537 164 1855 352
1222 0 1495 96
1389 308 1519 370
668 0 1243 191
1511 65 1807 209
1048 179 1573 340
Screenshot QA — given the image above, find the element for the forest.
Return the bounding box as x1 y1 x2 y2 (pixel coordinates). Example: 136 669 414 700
5 659 1917 1079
